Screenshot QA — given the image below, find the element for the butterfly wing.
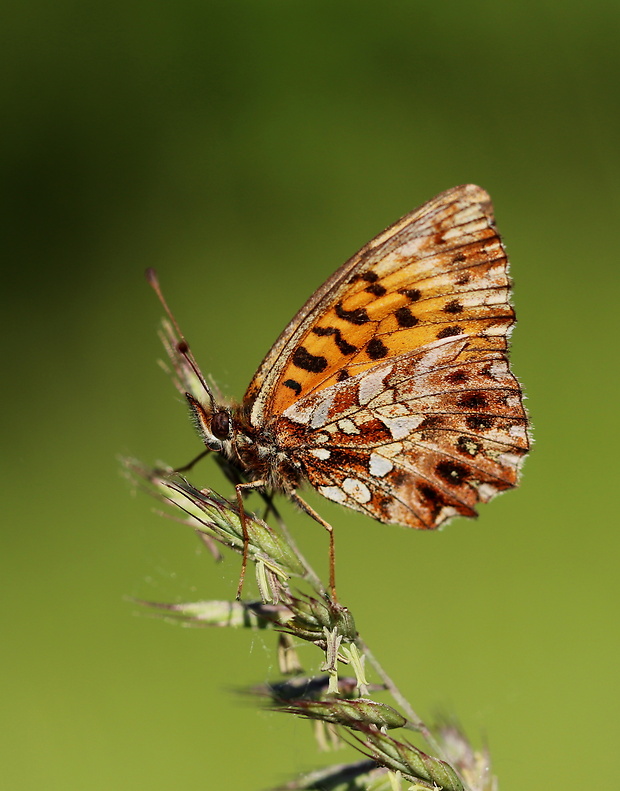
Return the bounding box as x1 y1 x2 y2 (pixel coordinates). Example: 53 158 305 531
277 336 528 528
244 184 529 528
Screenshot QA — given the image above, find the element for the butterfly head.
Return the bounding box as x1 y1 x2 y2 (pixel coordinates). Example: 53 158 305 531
186 392 233 453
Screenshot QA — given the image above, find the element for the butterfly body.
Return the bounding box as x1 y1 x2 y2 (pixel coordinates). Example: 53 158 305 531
181 184 529 537
188 395 304 493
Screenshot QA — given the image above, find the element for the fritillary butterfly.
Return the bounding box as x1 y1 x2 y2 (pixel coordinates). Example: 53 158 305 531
149 185 530 597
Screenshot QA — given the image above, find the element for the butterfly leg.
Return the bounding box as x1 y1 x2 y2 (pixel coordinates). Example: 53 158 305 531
173 448 211 474
259 490 279 522
290 492 338 602
235 479 267 600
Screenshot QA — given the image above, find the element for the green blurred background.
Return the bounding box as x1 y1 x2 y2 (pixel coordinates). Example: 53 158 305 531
3 2 619 789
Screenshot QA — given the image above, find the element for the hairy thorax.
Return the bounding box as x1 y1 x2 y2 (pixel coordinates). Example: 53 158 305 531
231 405 303 493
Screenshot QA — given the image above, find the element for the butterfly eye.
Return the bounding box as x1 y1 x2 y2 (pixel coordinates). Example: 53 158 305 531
211 411 231 440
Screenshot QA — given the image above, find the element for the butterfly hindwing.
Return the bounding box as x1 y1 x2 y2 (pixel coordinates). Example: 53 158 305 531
276 336 528 528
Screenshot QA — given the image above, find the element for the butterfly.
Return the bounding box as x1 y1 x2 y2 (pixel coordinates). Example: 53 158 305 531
148 184 530 598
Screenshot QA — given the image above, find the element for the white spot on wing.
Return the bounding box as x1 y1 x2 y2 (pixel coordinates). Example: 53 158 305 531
414 337 465 374
358 366 392 405
476 482 499 501
309 448 331 460
437 505 459 522
498 451 520 467
310 391 335 428
380 414 424 440
283 400 314 425
318 485 347 504
369 453 393 477
481 321 510 337
282 389 335 428
487 360 507 379
509 424 527 441
343 477 372 504
338 418 360 435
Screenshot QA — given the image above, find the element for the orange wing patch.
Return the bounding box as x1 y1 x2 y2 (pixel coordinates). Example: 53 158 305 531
265 194 513 417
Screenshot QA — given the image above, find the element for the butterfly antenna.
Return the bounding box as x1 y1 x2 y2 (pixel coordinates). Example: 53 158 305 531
145 268 217 412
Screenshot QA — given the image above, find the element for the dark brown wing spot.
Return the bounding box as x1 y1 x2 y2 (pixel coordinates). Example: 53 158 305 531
457 436 482 457
456 273 470 285
435 460 469 484
329 449 365 467
399 287 421 302
335 301 370 325
366 338 389 359
437 325 462 339
458 392 487 410
419 415 444 440
361 271 379 282
312 326 357 355
443 299 463 314
336 369 350 381
466 415 494 430
419 483 445 519
445 370 468 385
283 379 302 396
365 283 387 296
292 346 328 373
394 306 419 327
391 469 408 487
418 415 443 429
453 253 467 263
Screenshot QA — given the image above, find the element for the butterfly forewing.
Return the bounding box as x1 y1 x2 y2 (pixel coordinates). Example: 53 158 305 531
246 185 514 424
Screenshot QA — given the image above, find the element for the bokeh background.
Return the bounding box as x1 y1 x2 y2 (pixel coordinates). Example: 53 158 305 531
3 2 619 789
